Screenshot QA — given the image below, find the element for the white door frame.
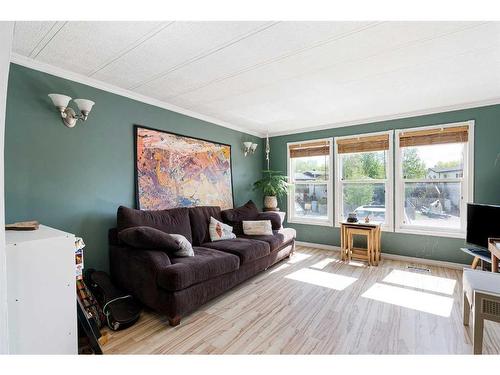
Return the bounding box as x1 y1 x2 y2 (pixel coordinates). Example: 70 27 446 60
0 21 14 354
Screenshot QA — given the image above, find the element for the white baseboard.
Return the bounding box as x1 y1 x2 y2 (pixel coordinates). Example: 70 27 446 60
295 241 339 252
295 240 468 270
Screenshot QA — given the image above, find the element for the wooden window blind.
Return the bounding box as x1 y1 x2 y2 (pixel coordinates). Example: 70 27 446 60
289 140 330 158
399 125 468 147
336 134 389 154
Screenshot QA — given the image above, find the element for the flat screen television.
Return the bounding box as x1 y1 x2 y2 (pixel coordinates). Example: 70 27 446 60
466 203 500 249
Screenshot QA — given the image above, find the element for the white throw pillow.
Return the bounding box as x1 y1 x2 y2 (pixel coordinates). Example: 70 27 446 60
209 217 236 242
242 220 273 236
169 234 194 257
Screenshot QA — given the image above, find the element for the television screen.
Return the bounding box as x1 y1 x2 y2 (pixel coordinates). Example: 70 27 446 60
466 203 500 248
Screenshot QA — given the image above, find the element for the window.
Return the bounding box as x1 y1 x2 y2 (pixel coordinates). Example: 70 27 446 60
395 121 474 238
287 138 333 226
334 131 393 230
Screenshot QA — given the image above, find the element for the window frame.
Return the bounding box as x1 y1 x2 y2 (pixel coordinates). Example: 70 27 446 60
287 137 334 227
394 120 475 239
333 130 394 232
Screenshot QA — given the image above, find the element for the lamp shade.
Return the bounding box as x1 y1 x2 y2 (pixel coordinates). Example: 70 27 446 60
243 141 253 149
73 99 95 113
250 143 258 151
48 93 71 108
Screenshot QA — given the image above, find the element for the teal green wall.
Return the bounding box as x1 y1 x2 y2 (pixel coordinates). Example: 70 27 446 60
270 105 500 264
5 63 264 271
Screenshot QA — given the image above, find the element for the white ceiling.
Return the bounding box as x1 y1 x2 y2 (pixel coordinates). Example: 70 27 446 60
11 21 500 137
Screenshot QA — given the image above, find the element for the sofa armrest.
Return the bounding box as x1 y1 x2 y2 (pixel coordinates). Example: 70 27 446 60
157 263 197 291
136 248 172 270
109 245 172 308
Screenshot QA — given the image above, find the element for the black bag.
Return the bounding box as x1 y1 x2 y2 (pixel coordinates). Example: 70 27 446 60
84 269 141 331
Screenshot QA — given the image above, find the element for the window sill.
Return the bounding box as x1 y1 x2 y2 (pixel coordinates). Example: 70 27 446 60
395 226 465 239
287 217 333 227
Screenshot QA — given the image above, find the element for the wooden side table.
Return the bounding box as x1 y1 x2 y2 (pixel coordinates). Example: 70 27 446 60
340 222 381 266
488 238 500 273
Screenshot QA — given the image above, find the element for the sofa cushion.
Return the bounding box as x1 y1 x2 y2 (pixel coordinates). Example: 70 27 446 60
157 247 240 292
117 205 192 243
239 228 296 251
118 226 181 252
188 206 222 246
201 238 270 264
221 200 259 235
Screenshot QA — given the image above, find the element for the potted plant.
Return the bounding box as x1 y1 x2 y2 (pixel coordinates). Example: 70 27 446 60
253 170 290 211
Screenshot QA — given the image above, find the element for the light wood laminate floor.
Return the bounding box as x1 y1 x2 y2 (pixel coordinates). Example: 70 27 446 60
102 246 500 354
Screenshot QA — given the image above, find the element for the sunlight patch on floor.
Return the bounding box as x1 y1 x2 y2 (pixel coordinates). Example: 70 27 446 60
285 268 357 290
361 283 454 317
268 263 290 274
347 260 366 267
309 257 339 270
287 252 312 264
383 269 456 295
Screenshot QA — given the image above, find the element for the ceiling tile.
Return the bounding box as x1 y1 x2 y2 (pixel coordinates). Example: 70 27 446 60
12 21 60 57
92 21 271 89
165 21 484 106
136 21 373 99
34 21 166 75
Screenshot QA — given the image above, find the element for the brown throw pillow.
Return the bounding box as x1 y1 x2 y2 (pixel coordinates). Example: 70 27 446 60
117 205 193 244
221 200 259 235
118 226 181 253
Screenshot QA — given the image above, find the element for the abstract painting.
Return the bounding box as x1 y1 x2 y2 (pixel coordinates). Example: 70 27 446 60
135 126 234 210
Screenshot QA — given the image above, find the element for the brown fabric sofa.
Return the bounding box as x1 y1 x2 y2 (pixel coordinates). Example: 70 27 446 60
109 201 296 326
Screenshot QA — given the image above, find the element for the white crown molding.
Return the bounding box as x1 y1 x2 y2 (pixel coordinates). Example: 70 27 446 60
10 53 266 138
269 97 500 137
295 241 467 270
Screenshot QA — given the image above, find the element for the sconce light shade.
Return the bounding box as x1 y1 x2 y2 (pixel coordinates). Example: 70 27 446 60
48 93 95 128
48 93 72 108
243 141 258 157
73 98 95 113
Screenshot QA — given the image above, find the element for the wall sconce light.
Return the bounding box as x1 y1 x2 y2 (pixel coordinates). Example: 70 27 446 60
48 93 95 128
244 142 258 156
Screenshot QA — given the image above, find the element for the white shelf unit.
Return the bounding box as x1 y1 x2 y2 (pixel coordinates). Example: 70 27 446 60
6 225 77 354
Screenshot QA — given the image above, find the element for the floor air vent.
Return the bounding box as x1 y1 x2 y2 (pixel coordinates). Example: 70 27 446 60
406 264 431 273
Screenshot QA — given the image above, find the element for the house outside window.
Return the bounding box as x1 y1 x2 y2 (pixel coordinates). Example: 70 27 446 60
395 121 474 238
287 138 333 226
334 131 394 230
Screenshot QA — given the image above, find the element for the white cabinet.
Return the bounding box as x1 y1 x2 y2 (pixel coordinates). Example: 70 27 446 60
6 225 77 354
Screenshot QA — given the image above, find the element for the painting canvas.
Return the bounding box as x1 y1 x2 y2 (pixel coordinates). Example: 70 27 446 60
135 126 234 210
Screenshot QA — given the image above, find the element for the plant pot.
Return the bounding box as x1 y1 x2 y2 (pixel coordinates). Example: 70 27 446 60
264 195 278 210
